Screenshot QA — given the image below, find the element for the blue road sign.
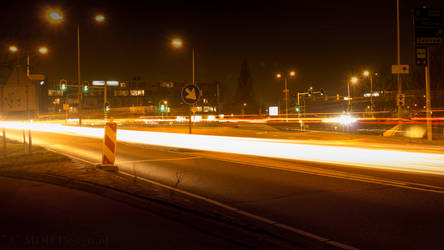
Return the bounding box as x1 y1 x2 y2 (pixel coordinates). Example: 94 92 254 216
415 8 443 46
181 84 201 105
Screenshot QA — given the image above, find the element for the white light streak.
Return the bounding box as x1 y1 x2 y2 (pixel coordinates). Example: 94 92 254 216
323 115 357 125
1 121 444 175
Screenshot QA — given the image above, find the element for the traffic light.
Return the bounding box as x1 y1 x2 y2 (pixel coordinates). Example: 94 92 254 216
295 106 300 112
320 88 325 96
59 79 67 91
60 83 67 91
160 104 165 112
82 85 89 92
308 89 312 97
397 94 405 106
105 102 110 112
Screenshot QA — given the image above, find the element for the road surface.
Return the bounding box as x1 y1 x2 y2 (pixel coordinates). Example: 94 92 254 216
0 176 244 250
4 127 444 249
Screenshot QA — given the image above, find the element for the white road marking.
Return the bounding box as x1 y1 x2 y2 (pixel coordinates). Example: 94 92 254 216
46 145 358 249
118 171 358 250
187 151 444 195
116 156 200 164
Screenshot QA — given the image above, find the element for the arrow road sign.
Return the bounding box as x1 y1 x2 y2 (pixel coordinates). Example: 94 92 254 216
181 84 201 105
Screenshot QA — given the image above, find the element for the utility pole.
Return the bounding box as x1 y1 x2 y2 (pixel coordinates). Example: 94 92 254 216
370 74 373 115
77 24 83 126
189 47 195 134
396 0 403 120
104 81 108 120
425 48 432 141
284 77 288 122
1 85 5 158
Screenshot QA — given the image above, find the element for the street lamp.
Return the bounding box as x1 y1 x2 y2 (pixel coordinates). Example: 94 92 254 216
171 38 195 85
7 45 48 154
26 46 49 76
38 46 48 54
95 14 105 22
9 46 18 53
276 71 295 122
363 70 374 115
47 9 104 125
172 38 196 134
348 76 358 112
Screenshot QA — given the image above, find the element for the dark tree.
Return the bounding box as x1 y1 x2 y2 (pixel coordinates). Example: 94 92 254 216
234 59 257 114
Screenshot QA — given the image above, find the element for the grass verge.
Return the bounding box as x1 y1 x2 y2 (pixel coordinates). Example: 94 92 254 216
0 138 68 167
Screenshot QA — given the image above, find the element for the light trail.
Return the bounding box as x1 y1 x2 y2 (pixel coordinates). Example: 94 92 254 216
1 121 444 175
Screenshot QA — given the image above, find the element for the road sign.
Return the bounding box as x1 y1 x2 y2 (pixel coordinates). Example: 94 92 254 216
181 84 201 105
416 48 427 65
415 8 443 46
391 65 409 74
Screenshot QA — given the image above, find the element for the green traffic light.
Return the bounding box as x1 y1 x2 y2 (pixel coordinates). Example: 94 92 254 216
160 105 165 111
83 85 88 92
295 107 300 112
60 84 67 91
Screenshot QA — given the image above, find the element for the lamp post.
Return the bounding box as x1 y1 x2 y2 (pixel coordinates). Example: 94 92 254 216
172 39 195 85
8 45 48 154
363 70 374 116
172 38 196 134
47 9 104 125
348 76 358 112
276 71 295 122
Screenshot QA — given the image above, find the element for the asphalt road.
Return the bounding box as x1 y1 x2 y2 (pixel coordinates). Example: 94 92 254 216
0 176 241 250
5 128 444 249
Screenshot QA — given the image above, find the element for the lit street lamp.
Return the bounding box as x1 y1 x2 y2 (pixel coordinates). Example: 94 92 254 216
47 9 104 125
7 45 48 154
276 71 295 121
38 46 48 54
171 38 195 85
172 38 196 134
95 14 105 22
9 46 18 53
27 46 49 77
363 70 374 115
348 76 358 112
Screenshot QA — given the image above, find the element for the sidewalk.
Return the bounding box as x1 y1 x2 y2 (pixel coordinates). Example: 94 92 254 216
0 176 241 250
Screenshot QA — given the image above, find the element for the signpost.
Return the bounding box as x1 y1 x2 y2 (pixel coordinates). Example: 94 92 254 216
414 8 442 141
181 84 201 134
63 104 69 123
391 65 409 74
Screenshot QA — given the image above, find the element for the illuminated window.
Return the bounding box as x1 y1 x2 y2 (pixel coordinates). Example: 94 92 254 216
48 90 63 96
160 82 174 88
130 90 145 96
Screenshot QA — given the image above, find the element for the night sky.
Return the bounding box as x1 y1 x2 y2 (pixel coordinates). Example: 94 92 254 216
1 0 443 105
